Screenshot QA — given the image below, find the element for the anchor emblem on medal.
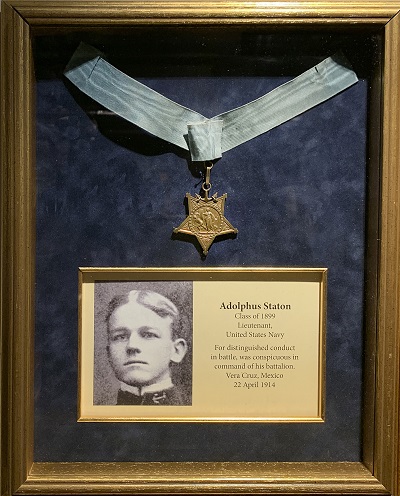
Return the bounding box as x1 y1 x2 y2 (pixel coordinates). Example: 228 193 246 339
174 162 238 255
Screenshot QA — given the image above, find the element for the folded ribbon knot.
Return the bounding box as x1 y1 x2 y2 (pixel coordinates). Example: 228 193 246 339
187 120 223 161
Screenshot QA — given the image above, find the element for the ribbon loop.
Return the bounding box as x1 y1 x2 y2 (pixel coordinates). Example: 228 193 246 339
64 43 358 163
187 120 223 161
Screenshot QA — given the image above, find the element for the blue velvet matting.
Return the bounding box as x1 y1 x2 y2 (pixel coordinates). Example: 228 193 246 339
34 34 369 462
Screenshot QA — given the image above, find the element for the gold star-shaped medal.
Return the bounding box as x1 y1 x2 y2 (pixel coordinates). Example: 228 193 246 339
174 193 238 255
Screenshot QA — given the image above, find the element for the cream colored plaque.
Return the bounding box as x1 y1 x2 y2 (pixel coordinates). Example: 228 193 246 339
79 268 326 422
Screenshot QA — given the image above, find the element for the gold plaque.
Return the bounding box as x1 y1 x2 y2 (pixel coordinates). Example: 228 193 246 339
79 268 326 422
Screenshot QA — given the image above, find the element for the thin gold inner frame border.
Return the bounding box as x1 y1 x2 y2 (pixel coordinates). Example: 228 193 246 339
1 1 400 495
79 267 326 422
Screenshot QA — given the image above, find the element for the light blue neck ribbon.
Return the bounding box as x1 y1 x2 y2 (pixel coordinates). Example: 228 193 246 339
65 43 358 162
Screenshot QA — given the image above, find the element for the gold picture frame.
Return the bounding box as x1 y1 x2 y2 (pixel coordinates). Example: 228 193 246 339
1 1 400 495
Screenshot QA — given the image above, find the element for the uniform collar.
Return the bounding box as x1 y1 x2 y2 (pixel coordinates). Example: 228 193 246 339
120 377 173 396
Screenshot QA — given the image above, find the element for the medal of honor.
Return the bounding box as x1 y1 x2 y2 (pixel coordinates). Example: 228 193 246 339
65 45 358 255
174 164 237 255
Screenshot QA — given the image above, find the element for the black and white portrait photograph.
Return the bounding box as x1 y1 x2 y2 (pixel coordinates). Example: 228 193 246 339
93 280 193 406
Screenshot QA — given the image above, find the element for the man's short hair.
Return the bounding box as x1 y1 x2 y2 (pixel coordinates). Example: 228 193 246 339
105 289 184 340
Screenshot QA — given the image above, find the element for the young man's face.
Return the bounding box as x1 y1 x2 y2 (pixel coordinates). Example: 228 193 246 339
107 299 186 387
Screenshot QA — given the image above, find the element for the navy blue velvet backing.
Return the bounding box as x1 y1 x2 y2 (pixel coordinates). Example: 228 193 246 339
35 33 369 462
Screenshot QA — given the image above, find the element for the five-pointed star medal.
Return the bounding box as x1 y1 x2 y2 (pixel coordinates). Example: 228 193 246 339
174 193 238 255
